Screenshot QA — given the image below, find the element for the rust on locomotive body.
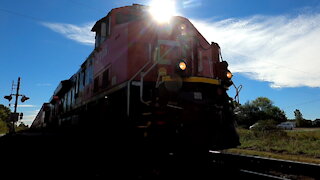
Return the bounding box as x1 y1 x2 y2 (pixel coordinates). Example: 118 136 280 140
32 4 239 150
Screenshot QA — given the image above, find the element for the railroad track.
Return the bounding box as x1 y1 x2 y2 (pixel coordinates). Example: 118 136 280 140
209 151 320 179
1 133 319 179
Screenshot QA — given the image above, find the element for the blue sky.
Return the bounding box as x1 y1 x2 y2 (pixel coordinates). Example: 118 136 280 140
1 0 320 126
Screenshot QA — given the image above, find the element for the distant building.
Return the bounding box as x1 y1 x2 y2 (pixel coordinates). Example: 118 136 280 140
284 121 296 128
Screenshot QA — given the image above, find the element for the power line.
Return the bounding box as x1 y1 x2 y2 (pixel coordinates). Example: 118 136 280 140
66 0 106 14
0 1 106 23
0 8 44 22
284 98 320 108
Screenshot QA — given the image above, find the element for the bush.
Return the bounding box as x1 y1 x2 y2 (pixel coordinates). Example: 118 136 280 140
235 127 320 159
251 119 287 138
251 119 277 131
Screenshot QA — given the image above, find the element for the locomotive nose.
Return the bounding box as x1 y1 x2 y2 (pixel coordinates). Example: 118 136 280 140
163 74 183 92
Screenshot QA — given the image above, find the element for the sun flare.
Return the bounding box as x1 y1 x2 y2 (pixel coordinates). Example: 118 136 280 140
149 0 177 23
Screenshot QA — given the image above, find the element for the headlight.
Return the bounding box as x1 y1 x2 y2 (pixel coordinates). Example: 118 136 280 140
226 71 233 79
180 24 186 30
180 24 187 36
178 61 187 71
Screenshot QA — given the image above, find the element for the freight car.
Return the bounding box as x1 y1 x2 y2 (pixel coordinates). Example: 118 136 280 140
32 4 239 150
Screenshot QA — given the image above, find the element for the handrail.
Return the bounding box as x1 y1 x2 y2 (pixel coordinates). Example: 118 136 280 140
140 62 158 105
126 43 153 116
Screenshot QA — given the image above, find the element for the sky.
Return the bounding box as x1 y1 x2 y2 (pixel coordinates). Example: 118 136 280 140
1 0 320 126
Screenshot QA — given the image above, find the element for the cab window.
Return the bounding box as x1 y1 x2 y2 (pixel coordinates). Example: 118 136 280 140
116 12 138 24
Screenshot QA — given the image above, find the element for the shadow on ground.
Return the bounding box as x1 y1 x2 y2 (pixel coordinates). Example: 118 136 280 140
0 130 231 179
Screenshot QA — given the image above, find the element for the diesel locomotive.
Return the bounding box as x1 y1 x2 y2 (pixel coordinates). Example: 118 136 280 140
32 4 239 150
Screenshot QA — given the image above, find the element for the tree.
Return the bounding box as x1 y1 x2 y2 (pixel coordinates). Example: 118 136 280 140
313 119 320 127
16 122 29 132
235 102 259 128
0 104 11 122
251 97 273 112
235 97 287 128
0 104 11 133
294 109 305 127
266 106 287 123
0 120 8 134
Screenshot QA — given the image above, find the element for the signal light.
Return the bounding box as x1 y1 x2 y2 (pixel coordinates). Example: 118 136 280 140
21 95 30 103
4 95 12 101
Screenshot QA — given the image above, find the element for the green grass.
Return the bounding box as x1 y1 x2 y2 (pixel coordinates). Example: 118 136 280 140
225 149 320 164
227 128 320 164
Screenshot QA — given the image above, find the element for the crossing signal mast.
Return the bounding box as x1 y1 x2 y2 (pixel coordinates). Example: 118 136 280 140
4 77 30 134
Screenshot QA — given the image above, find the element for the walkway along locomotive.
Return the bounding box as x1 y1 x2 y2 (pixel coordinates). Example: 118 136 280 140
32 4 240 150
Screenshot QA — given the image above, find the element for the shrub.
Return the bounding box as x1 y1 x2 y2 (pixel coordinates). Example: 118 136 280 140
251 119 287 138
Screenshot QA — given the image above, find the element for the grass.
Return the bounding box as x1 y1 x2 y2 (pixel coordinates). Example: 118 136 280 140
225 128 320 164
225 149 320 164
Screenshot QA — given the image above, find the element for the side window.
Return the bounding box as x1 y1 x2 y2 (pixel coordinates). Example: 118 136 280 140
93 76 100 93
82 69 86 87
77 74 80 93
95 34 101 48
101 22 107 42
63 95 67 113
101 17 111 42
75 76 78 95
102 69 110 89
95 16 111 48
79 68 86 91
70 88 73 107
85 60 94 85
116 12 137 24
87 59 93 84
89 64 93 84
67 91 71 111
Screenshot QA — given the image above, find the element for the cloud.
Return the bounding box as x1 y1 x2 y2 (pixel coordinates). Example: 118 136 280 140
183 0 202 8
20 109 40 126
42 22 95 45
191 13 320 88
41 12 320 88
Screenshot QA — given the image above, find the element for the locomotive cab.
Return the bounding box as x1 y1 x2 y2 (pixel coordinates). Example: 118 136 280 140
39 4 239 152
89 4 239 150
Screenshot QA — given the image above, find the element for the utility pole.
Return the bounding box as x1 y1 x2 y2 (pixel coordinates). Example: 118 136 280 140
12 77 20 133
4 77 29 134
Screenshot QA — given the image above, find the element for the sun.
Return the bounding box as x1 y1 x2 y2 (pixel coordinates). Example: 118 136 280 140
148 0 177 23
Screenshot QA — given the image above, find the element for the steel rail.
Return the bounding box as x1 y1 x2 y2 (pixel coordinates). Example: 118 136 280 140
209 151 320 179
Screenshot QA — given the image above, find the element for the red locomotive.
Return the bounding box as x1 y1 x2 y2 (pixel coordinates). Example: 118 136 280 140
32 4 239 150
